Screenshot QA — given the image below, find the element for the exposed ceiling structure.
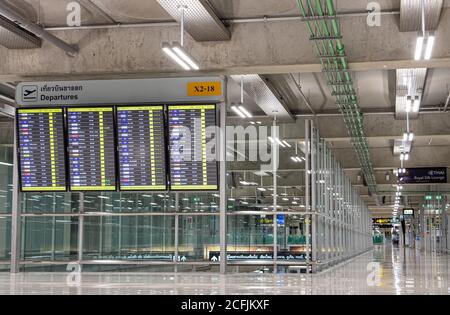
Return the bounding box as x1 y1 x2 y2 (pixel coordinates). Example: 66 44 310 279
0 0 449 217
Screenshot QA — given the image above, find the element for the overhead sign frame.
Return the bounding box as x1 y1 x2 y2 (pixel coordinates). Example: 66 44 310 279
15 77 225 107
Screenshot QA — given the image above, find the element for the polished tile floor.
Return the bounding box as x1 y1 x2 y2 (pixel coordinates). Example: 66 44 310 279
1 246 449 295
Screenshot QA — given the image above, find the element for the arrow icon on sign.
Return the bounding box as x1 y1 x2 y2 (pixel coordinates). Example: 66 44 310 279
211 256 218 262
181 256 187 262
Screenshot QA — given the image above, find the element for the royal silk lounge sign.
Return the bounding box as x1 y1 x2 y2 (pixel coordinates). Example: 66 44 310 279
399 168 447 184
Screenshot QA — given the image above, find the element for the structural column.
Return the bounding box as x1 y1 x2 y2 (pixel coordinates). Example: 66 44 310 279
219 100 227 274
10 117 21 273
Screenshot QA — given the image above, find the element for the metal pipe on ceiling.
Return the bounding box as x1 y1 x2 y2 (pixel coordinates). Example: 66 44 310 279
444 92 450 112
43 10 401 31
0 94 14 103
289 74 316 115
78 0 116 24
0 1 78 56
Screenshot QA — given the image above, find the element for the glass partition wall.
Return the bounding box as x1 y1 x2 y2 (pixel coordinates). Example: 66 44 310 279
308 120 372 271
6 115 372 273
0 116 13 272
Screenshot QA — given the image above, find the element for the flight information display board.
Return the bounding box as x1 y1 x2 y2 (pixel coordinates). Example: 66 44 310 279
168 105 218 191
17 108 67 192
117 106 167 190
67 107 117 191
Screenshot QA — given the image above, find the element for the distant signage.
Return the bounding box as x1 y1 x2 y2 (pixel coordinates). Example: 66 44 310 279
403 209 414 215
92 253 175 261
372 217 400 228
398 168 447 184
209 252 306 262
277 214 285 225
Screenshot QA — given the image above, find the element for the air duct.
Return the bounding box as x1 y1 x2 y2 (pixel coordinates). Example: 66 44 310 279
0 14 40 49
0 1 78 56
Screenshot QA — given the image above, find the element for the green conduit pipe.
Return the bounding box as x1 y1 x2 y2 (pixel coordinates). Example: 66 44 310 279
295 0 378 195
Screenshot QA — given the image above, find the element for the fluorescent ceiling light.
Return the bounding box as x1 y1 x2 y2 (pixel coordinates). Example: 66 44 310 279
0 162 13 166
408 133 414 141
405 100 412 113
413 98 420 112
268 137 275 143
162 43 190 70
405 153 409 161
424 35 435 60
238 106 253 118
231 106 246 118
275 137 286 147
257 187 266 191
172 44 199 70
415 36 424 61
295 157 303 163
282 140 291 148
403 133 408 141
291 156 298 163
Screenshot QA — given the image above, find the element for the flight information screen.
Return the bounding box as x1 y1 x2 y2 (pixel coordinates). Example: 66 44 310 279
67 107 117 191
17 108 67 192
117 106 167 190
168 105 218 191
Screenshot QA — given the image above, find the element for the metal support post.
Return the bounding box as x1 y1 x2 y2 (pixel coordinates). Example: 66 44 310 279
10 117 21 273
219 99 227 274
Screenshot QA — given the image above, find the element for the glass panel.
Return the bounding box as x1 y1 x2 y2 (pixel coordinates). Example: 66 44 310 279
0 216 11 260
83 192 175 213
178 193 220 213
226 215 274 261
22 193 80 214
21 216 78 261
83 216 175 261
276 214 308 261
0 123 13 214
178 215 219 262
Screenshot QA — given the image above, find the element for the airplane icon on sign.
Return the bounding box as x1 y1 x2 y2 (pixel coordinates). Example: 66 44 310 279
22 85 38 102
24 90 36 96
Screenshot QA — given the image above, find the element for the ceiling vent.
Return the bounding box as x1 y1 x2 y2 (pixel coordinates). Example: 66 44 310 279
157 0 230 41
0 14 41 49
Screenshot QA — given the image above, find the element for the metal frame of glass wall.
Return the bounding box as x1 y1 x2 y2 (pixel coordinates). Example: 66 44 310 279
5 111 373 273
307 120 372 271
0 113 13 272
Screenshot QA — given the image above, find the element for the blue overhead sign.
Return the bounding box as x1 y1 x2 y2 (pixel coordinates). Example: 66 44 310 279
398 168 447 184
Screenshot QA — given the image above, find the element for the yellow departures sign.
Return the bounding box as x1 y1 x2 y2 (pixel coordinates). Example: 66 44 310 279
187 81 222 97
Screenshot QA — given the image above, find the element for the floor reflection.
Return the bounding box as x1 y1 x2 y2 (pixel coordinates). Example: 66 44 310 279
1 245 449 295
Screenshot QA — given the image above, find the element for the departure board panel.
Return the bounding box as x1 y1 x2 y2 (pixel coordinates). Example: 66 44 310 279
67 107 117 191
17 108 67 192
168 105 218 191
117 106 167 190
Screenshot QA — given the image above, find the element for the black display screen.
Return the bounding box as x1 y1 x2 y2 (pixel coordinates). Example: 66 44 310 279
17 108 67 192
168 105 218 191
67 107 117 191
117 106 167 191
